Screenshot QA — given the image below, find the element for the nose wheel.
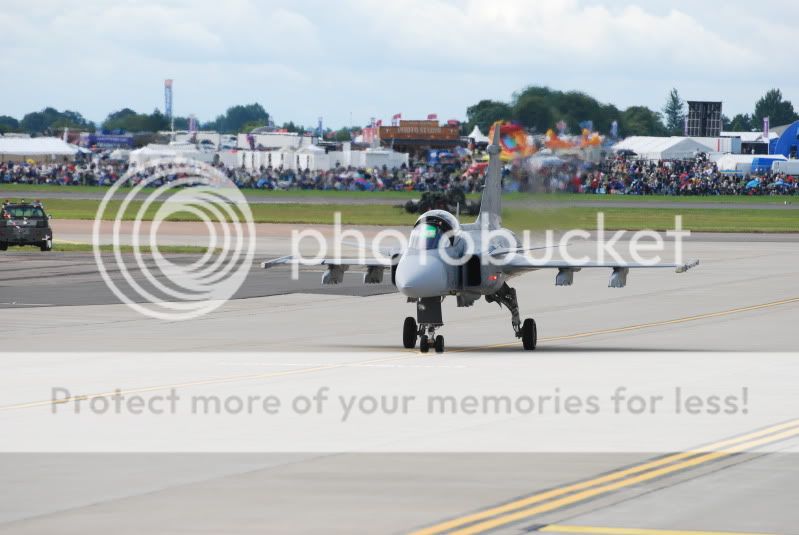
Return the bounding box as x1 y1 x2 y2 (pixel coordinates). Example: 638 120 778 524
405 317 445 353
419 332 445 353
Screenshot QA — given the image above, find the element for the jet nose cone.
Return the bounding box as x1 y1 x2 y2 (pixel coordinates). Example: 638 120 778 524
395 254 448 298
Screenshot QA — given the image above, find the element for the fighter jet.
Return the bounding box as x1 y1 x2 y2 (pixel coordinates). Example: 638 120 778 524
263 126 698 353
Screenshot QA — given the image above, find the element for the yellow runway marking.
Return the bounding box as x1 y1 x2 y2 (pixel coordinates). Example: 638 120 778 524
0 354 415 412
449 296 799 352
541 525 775 535
411 420 799 535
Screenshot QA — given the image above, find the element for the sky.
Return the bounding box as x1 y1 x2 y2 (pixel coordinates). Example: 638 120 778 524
1 0 797 129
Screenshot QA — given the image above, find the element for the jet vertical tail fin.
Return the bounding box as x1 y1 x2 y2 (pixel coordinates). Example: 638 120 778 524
477 122 503 229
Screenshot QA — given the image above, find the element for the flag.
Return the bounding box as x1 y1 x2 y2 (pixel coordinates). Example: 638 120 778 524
427 113 438 120
392 113 401 120
763 116 770 139
375 119 383 127
610 120 618 139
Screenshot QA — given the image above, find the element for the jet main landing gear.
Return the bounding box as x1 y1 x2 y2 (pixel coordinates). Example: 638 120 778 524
486 283 537 351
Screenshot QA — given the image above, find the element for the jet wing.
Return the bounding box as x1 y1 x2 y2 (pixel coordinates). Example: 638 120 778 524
262 256 397 284
498 257 699 287
261 256 395 269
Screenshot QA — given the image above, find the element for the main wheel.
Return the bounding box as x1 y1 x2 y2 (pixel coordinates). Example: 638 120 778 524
40 238 52 252
434 335 445 353
403 317 418 349
0 242 7 251
419 335 430 353
521 318 537 350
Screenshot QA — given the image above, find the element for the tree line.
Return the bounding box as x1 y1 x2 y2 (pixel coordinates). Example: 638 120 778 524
0 103 276 136
466 86 799 137
3 88 797 139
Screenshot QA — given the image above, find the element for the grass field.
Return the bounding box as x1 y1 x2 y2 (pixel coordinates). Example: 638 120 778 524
3 197 794 233
1 182 796 205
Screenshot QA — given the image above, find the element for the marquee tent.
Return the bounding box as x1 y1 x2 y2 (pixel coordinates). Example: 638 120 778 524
468 126 489 144
129 143 214 166
0 136 79 162
612 137 711 160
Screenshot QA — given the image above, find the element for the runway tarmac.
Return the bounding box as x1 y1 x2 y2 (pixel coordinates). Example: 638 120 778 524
1 229 798 534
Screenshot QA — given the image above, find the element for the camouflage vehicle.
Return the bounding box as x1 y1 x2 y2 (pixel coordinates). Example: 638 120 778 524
403 186 480 216
0 201 53 251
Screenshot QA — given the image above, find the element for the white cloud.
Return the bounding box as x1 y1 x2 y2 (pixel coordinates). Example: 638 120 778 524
0 0 796 126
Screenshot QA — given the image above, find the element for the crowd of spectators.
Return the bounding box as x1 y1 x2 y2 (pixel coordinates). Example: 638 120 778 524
0 157 486 193
1 154 797 196
576 155 797 196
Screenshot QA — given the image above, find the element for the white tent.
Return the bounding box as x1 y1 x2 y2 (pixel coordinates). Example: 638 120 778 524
129 143 214 167
468 126 489 144
612 137 711 160
0 136 78 162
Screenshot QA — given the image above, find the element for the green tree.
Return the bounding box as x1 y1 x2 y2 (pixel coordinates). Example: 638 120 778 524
206 103 270 133
753 89 798 127
466 100 512 132
281 121 304 133
172 116 190 130
621 106 667 136
512 93 553 132
0 115 21 134
729 113 752 131
662 88 685 135
102 108 168 132
333 129 353 142
20 107 92 134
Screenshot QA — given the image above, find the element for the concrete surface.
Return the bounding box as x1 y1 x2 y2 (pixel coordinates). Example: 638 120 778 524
1 230 798 534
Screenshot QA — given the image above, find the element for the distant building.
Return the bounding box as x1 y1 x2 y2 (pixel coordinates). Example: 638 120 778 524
686 101 722 137
720 131 776 155
376 119 462 155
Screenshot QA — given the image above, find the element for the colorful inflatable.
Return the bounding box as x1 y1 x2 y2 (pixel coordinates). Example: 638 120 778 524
580 128 602 147
544 129 576 150
489 122 535 161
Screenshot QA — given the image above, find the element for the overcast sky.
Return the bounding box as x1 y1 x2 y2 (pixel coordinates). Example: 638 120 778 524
2 0 796 128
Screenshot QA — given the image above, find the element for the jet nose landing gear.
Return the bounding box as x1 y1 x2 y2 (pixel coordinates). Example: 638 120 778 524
418 328 445 354
404 297 447 353
402 316 445 353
